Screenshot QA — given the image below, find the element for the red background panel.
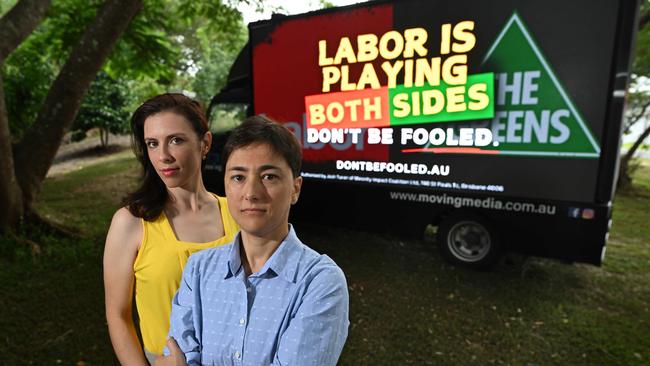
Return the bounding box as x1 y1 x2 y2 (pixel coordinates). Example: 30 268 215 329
252 4 394 162
305 87 390 130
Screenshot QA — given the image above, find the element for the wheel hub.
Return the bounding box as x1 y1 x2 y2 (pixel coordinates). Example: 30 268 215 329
447 221 491 262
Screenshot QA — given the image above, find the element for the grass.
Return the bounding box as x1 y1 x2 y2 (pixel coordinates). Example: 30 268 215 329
1 157 649 365
621 141 650 151
37 150 137 237
0 154 138 365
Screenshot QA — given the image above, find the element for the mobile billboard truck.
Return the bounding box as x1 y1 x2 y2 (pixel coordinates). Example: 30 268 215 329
208 0 639 269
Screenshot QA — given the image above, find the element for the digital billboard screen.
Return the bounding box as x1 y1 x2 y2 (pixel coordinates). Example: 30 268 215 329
250 0 629 203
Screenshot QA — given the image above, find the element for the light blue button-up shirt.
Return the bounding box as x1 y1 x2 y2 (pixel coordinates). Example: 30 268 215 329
167 225 349 366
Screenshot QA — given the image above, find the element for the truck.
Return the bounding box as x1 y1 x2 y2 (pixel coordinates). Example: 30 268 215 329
205 0 640 269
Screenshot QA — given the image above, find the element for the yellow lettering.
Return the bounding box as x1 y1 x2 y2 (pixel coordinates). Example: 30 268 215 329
381 60 403 88
322 66 340 93
309 104 326 125
404 59 413 88
357 63 381 90
334 37 357 65
440 23 452 55
411 91 421 116
344 99 362 121
379 30 404 60
392 93 410 118
357 34 379 62
318 40 333 66
446 86 466 113
468 83 489 110
363 96 383 120
452 21 476 53
403 28 428 58
414 57 441 87
442 55 467 85
326 102 344 123
340 65 357 91
422 89 445 115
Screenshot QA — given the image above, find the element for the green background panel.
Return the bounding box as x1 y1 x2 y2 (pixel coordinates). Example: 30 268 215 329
389 72 494 126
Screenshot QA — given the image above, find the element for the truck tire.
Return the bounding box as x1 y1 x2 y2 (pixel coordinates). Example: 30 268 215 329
436 212 502 270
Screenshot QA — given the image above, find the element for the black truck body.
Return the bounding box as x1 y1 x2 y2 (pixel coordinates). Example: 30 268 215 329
206 0 640 268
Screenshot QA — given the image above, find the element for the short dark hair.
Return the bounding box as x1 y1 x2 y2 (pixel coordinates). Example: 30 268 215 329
223 115 302 178
123 93 209 220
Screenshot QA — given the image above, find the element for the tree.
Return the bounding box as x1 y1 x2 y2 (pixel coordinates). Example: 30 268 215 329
619 83 650 190
0 0 54 232
0 0 143 233
72 71 131 147
618 2 650 190
2 31 57 141
0 0 258 236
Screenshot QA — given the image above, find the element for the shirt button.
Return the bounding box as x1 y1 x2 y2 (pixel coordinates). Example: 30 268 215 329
246 287 252 292
239 317 246 325
234 351 241 359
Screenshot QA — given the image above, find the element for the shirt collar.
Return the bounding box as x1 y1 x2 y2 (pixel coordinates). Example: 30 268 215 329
225 233 243 279
224 225 302 283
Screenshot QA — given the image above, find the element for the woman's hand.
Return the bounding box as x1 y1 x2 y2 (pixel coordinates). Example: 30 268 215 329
155 338 187 366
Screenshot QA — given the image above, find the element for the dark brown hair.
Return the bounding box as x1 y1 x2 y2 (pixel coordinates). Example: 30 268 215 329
222 115 302 178
122 93 209 220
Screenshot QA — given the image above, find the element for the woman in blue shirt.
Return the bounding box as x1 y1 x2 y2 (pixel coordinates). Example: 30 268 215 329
157 116 349 366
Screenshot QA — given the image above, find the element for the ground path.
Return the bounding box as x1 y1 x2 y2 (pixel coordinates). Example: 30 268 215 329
47 134 131 177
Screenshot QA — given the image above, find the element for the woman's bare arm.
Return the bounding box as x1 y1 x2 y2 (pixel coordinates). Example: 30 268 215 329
103 207 148 366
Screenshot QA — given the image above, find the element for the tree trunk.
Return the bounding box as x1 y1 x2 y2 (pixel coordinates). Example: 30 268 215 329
0 0 51 232
626 123 650 162
100 127 109 148
617 158 632 191
0 0 52 60
640 8 650 30
618 123 650 191
12 0 143 210
0 76 23 229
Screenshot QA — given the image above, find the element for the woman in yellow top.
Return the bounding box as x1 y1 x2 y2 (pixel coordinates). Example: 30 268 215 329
103 93 238 365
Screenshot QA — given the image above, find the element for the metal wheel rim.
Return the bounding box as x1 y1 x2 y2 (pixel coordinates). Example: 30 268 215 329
446 220 491 262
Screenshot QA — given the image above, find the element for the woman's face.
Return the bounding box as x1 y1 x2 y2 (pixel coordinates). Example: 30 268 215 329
143 111 211 189
224 142 302 240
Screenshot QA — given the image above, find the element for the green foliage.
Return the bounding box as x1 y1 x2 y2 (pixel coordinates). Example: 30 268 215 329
1 0 104 140
72 71 131 144
209 103 246 132
156 0 250 104
319 0 336 9
635 1 650 76
2 33 57 140
0 0 16 16
173 0 248 50
39 0 104 65
104 3 180 82
106 0 252 101
1 0 252 143
189 24 247 104
623 78 650 134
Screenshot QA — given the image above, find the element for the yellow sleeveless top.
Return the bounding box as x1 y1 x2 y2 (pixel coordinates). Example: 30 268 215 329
133 195 238 354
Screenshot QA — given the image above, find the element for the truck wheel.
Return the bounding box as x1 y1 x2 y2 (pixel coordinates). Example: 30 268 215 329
436 213 501 269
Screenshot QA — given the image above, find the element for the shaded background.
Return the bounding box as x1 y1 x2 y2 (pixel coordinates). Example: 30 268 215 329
1 0 649 365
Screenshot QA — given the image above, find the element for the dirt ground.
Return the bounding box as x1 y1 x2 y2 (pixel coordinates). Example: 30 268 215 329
47 133 132 177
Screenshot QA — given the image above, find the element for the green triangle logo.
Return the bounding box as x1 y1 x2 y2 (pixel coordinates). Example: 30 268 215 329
481 12 600 158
